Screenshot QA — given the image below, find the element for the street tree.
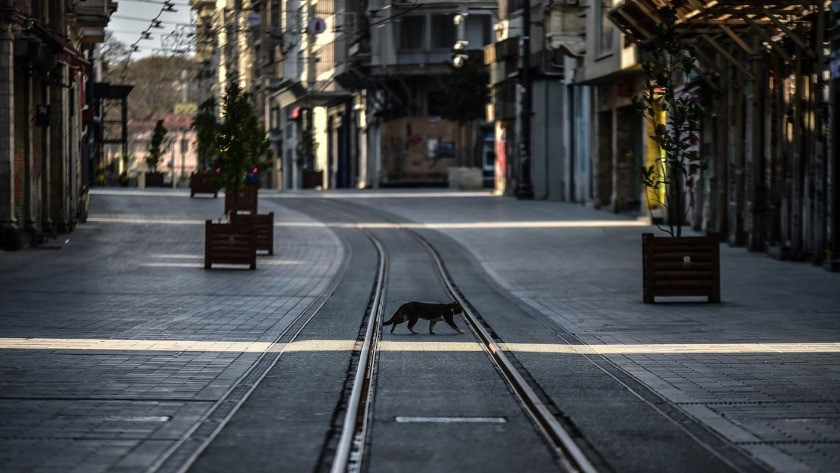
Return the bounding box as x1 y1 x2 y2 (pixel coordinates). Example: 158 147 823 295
146 119 168 172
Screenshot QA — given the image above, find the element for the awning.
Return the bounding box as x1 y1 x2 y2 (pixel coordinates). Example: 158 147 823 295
273 81 352 108
608 0 821 46
608 0 825 79
94 82 134 99
39 24 92 73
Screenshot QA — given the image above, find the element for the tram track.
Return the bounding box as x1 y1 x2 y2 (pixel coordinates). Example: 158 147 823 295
320 200 601 473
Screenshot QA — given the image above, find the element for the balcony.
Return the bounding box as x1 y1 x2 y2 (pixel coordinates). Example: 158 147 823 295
74 0 118 44
189 0 216 9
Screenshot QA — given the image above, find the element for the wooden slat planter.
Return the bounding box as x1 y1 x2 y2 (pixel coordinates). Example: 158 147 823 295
643 232 720 303
145 172 166 188
231 212 274 255
190 172 220 197
302 170 323 189
204 220 257 269
224 184 259 215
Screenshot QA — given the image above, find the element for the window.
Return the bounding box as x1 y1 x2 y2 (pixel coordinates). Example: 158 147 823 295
466 15 493 49
430 14 456 50
399 16 427 51
596 0 615 56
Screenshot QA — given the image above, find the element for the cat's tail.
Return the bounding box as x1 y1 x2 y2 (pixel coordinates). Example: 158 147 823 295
382 311 399 325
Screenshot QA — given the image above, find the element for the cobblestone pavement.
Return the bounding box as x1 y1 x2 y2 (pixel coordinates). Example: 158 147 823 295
315 189 840 473
0 189 344 472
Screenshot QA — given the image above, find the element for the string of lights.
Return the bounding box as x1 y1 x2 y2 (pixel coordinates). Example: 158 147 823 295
110 0 426 77
119 0 182 78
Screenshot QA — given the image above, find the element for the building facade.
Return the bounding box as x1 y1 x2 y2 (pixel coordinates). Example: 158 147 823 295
608 1 837 269
194 0 497 190
0 0 117 250
188 0 838 270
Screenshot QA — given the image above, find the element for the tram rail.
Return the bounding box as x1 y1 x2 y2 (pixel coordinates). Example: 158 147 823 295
326 210 599 473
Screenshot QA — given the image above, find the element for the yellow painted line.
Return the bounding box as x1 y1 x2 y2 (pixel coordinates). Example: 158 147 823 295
504 343 840 354
89 216 646 229
3 338 836 354
378 341 483 352
0 338 354 353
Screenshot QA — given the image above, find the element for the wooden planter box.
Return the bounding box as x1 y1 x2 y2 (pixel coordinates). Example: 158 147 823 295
145 172 166 188
643 233 720 303
302 170 323 189
224 184 259 215
204 220 256 270
190 172 220 197
231 212 274 255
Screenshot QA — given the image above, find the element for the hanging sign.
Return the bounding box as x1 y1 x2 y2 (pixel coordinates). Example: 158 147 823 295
308 18 326 35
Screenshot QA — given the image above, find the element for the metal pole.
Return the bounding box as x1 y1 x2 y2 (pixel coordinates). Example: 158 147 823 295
516 0 534 199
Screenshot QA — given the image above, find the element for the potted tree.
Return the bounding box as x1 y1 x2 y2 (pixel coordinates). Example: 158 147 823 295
144 119 167 187
190 98 222 197
632 6 720 303
297 112 322 189
217 83 270 214
204 82 271 269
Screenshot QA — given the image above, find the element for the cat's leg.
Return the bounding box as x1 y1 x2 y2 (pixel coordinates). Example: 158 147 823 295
445 318 465 334
407 315 419 335
429 320 437 335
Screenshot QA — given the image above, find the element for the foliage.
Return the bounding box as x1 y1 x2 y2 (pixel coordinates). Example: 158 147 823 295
438 51 489 124
631 6 706 237
192 98 218 172
215 82 270 213
145 120 168 172
296 123 318 170
100 33 197 121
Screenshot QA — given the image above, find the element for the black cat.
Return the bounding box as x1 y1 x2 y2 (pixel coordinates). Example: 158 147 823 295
382 301 465 335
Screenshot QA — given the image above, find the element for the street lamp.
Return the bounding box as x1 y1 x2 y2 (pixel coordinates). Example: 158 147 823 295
515 0 535 199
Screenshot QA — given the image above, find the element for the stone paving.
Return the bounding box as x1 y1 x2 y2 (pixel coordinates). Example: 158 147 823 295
0 189 344 472
2 188 839 472
326 189 840 473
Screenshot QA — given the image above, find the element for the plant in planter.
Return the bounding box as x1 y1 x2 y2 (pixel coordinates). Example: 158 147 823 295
632 6 719 303
190 98 222 197
145 119 168 187
204 82 271 270
297 115 322 189
216 82 270 214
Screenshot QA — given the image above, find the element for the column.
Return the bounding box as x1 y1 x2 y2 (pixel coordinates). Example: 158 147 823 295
0 17 18 249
